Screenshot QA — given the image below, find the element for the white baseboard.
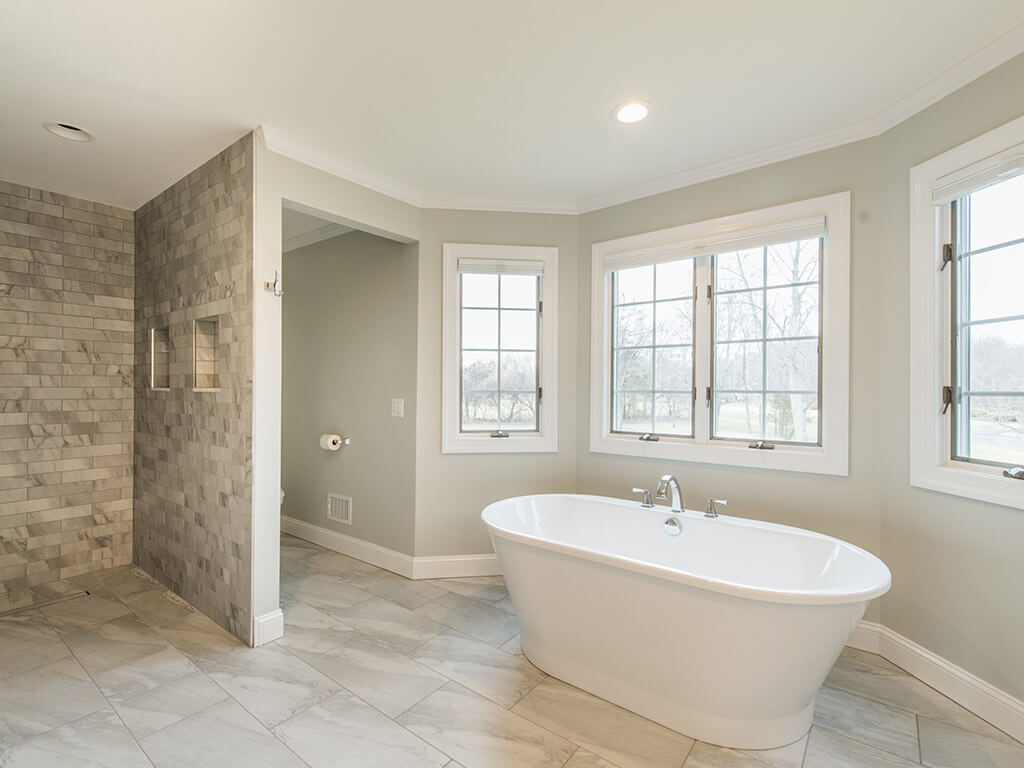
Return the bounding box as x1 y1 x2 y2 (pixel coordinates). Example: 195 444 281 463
280 516 501 580
847 620 1024 743
252 609 284 646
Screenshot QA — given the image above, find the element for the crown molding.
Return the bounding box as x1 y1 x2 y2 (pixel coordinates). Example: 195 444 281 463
262 25 1024 217
282 222 353 253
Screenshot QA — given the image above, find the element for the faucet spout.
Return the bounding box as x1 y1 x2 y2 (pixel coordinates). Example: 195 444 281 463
655 474 684 513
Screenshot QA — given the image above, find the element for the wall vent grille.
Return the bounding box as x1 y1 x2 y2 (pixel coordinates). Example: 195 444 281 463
326 493 352 525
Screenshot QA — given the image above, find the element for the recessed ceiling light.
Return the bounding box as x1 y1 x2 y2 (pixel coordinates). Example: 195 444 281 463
613 100 650 124
43 122 94 142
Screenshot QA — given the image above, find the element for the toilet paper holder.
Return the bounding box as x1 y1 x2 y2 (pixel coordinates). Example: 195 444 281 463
319 434 351 451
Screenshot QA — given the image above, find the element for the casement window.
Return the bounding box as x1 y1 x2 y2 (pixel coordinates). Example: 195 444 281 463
910 115 1024 508
591 193 850 475
442 243 558 453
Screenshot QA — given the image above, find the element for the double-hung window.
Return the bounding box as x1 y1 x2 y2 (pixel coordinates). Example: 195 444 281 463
910 115 1024 508
591 193 850 475
442 243 558 453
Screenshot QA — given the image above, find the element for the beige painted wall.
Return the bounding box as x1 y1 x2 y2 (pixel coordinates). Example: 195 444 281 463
413 209 579 557
282 230 418 554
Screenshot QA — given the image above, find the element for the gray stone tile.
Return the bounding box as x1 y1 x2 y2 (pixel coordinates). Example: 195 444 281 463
0 708 152 768
919 716 1024 767
684 736 807 768
564 750 621 768
0 656 107 748
333 596 447 653
803 726 921 768
0 611 70 679
273 690 449 768
111 669 228 739
416 591 520 646
141 697 306 768
412 629 546 707
297 633 447 718
512 677 694 768
353 570 449 610
277 600 360 655
397 681 577 768
39 593 132 632
429 576 509 603
501 633 524 655
812 686 920 762
280 573 374 616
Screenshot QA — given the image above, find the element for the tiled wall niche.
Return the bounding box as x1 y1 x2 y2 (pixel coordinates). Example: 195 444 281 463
150 327 170 389
193 317 218 390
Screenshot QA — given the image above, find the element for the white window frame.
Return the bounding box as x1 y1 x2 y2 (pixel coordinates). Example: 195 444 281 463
590 192 850 475
909 114 1024 510
442 243 558 453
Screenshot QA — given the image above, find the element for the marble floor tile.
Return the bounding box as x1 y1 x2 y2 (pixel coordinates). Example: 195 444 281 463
112 669 228 739
826 648 1017 744
305 549 382 578
512 677 694 768
141 698 307 768
919 716 1024 767
501 633 523 655
61 613 199 702
493 596 517 614
146 606 247 666
202 643 341 728
0 610 70 679
279 573 374 616
412 629 546 708
297 633 447 718
273 690 449 768
0 708 152 768
416 591 520 647
0 656 108 747
683 736 808 768
564 748 622 767
39 593 132 632
397 681 577 768
803 726 921 768
68 566 164 602
333 595 448 653
353 570 449 610
280 533 321 558
428 576 510 603
277 600 360 655
812 686 920 762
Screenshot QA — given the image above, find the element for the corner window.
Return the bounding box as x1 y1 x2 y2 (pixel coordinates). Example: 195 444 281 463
443 244 558 453
909 114 1024 509
591 193 850 475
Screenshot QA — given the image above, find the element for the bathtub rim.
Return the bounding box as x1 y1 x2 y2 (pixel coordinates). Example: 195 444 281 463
482 493 891 606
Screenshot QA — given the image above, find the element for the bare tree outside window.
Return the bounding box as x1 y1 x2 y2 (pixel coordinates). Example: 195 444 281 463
712 238 821 444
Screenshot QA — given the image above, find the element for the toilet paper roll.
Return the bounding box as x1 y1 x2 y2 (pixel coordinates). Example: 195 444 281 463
320 434 343 451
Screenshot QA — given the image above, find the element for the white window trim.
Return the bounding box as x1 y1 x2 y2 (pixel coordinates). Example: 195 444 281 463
442 243 558 454
590 192 850 476
909 114 1024 510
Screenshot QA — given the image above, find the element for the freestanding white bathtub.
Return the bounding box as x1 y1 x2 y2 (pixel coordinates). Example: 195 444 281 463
482 494 891 749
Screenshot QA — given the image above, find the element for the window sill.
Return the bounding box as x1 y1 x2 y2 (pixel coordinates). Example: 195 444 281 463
590 433 848 476
910 461 1024 511
442 432 557 455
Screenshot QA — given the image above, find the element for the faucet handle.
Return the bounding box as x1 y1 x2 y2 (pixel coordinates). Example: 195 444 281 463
632 488 654 508
704 498 728 518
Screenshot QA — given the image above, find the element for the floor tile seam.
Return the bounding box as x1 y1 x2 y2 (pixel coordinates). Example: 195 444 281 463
811 721 924 765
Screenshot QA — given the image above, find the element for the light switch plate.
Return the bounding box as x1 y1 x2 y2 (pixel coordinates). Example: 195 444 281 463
391 398 405 418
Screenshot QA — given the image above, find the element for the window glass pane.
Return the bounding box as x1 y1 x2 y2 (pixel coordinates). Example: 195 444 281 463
968 321 1024 392
462 273 498 307
655 259 694 300
715 342 762 391
462 309 497 348
766 284 818 338
500 393 537 429
715 248 764 291
966 174 1024 252
500 309 536 350
963 396 1024 465
615 265 654 304
462 351 497 391
463 392 499 430
766 239 819 287
655 393 691 436
616 348 652 391
654 299 693 345
715 292 763 342
655 346 692 391
765 340 818 391
615 303 653 347
500 351 536 391
967 242 1024 322
714 394 764 439
614 392 652 433
766 394 818 443
500 274 537 309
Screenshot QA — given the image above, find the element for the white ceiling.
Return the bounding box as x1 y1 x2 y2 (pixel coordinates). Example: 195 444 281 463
2 1 1023 213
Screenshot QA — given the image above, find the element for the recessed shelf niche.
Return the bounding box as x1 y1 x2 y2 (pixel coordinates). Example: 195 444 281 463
150 327 170 389
193 316 219 390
